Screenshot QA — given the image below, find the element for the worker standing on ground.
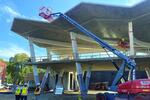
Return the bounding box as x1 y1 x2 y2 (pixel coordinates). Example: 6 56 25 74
34 83 41 95
15 84 21 100
34 83 41 100
21 83 28 100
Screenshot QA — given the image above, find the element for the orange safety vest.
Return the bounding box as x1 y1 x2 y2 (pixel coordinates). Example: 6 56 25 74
34 87 41 95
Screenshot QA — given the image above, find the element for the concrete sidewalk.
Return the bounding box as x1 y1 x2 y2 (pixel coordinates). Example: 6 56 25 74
0 93 96 100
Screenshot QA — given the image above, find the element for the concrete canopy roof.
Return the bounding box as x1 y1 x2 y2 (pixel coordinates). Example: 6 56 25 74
11 0 150 54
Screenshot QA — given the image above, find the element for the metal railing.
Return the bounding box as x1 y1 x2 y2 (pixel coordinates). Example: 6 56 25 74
29 52 150 62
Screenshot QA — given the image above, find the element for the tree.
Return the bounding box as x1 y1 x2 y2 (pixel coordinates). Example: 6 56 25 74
0 58 4 62
6 62 16 83
13 53 29 64
6 53 46 84
6 53 30 84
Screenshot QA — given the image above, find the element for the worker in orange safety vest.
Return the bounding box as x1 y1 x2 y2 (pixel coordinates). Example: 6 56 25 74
34 83 41 95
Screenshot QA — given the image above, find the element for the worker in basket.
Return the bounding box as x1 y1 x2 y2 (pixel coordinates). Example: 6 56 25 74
21 83 28 100
34 83 41 95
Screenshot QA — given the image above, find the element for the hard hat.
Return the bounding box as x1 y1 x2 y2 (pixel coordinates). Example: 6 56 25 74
37 83 40 86
24 83 27 86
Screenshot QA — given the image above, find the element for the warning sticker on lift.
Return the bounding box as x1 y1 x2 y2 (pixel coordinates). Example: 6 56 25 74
140 81 150 85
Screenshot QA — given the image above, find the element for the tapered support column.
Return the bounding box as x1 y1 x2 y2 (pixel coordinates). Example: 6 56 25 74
73 72 79 91
68 72 73 90
46 48 52 61
128 21 135 56
128 69 132 81
41 67 50 90
70 32 87 95
85 66 91 90
145 68 150 79
128 21 136 80
28 37 40 85
55 71 64 95
49 69 56 90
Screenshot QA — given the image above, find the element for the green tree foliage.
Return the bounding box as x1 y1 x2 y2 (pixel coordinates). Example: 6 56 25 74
6 53 31 84
7 62 16 84
13 53 29 63
6 53 46 84
0 58 4 62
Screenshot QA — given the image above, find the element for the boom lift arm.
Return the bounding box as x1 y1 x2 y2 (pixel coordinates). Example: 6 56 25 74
39 10 136 91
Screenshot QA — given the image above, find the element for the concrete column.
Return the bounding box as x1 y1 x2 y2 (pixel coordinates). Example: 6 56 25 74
28 37 40 85
41 67 50 90
85 66 91 90
49 69 56 90
67 72 70 90
68 72 73 90
70 32 86 95
148 48 150 55
128 22 136 80
145 68 150 79
45 48 51 91
62 72 69 91
55 71 64 95
67 72 77 91
128 69 132 81
128 21 135 56
57 72 64 86
46 48 51 61
73 72 79 91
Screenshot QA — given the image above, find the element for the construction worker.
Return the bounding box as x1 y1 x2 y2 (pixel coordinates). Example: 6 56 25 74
15 84 21 100
21 83 28 100
34 83 41 95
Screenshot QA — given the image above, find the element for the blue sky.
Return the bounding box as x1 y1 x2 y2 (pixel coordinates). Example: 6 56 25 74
0 0 144 60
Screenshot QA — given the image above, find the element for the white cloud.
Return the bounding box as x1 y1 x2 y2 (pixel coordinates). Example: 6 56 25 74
0 43 30 60
0 5 26 23
127 0 145 6
2 5 21 17
0 5 45 23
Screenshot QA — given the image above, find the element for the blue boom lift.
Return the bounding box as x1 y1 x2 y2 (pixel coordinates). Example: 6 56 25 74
39 7 150 100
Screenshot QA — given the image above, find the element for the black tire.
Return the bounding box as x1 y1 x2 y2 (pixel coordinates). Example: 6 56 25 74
134 94 149 100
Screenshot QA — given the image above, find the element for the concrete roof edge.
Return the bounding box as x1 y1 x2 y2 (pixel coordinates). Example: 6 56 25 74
131 0 147 7
65 2 131 15
79 2 131 8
